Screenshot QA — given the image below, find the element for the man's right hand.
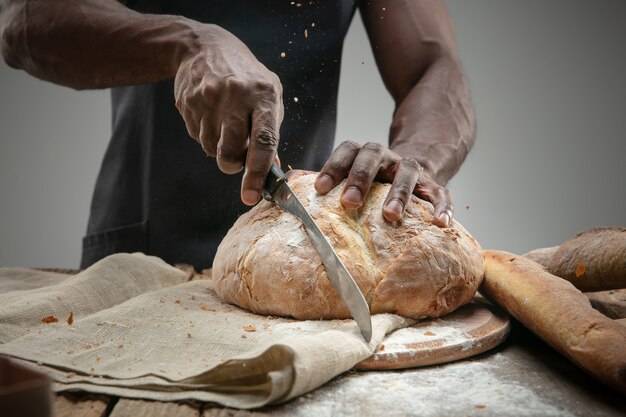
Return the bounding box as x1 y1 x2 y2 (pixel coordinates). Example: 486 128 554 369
174 24 284 206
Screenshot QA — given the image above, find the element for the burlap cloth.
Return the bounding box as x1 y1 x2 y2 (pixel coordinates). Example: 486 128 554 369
0 253 413 408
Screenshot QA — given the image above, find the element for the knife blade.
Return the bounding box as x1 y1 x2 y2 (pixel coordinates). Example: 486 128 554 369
262 163 372 342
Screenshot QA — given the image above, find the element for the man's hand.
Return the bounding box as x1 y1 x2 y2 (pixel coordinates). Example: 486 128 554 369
174 24 284 206
0 0 284 206
314 141 453 227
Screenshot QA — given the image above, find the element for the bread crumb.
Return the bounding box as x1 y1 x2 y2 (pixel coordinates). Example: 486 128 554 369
200 303 214 311
241 334 247 338
304 29 308 38
67 311 73 326
424 331 436 336
575 263 586 277
174 299 181 304
187 332 192 338
66 372 76 378
280 52 286 58
243 325 257 332
378 344 385 352
96 356 101 363
96 322 104 326
465 205 470 210
311 22 316 27
191 295 196 300
293 97 299 102
475 404 487 409
41 315 58 324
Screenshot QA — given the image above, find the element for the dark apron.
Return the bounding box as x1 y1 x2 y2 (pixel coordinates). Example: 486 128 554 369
81 0 357 270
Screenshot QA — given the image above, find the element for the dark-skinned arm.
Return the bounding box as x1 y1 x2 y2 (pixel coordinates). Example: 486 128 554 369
315 0 475 226
0 0 283 205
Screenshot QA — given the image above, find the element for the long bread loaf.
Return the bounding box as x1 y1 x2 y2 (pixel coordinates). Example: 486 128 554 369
524 227 626 291
482 250 626 394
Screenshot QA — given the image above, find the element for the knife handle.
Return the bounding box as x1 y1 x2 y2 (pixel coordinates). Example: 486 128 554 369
262 163 288 201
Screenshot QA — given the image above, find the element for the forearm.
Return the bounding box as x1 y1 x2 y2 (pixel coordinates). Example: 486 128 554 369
389 54 476 186
0 0 198 89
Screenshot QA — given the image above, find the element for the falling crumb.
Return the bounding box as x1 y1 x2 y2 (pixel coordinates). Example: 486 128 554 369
304 29 308 38
41 315 58 324
187 332 192 338
311 22 316 27
382 7 386 11
275 177 282 183
475 404 487 409
66 311 74 326
293 97 299 102
424 331 436 336
280 52 286 58
243 325 257 332
288 164 293 171
575 263 586 277
378 344 385 352
174 299 181 304
296 3 302 7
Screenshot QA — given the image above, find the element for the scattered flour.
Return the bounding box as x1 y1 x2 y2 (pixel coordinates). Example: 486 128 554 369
274 353 575 417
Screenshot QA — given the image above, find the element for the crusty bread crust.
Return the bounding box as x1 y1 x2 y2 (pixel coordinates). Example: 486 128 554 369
524 227 626 291
212 173 484 320
482 250 626 394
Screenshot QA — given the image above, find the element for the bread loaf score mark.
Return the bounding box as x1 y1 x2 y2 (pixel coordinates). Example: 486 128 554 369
212 172 484 320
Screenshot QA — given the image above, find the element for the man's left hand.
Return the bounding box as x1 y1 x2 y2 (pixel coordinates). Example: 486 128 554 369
313 141 453 227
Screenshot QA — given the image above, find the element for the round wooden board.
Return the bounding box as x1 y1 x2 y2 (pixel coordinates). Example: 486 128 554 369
355 298 510 370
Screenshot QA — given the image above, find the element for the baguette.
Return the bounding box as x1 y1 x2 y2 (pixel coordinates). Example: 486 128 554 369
482 250 626 394
524 227 626 291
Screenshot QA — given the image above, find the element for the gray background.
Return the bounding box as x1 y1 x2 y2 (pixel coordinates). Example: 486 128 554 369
1 0 625 268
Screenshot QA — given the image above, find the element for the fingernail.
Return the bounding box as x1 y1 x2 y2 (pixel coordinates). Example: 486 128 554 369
315 174 334 193
342 187 362 207
242 190 260 205
384 199 403 220
437 212 451 227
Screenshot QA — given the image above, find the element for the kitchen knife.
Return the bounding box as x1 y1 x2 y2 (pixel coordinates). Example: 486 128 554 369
262 163 372 342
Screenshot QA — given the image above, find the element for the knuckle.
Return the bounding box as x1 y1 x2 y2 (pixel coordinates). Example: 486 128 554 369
199 83 218 99
223 76 246 93
402 158 421 171
253 128 279 150
351 167 372 183
341 140 361 151
392 182 412 199
363 142 384 154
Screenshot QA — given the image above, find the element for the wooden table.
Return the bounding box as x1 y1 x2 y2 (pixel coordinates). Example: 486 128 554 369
53 321 626 417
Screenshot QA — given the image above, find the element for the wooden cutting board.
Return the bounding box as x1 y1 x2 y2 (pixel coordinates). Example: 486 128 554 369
355 298 510 370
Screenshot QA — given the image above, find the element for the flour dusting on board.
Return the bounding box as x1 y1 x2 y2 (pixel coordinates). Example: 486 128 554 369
274 353 574 417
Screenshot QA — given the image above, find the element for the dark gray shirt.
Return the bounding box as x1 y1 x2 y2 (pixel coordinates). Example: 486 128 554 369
82 0 357 269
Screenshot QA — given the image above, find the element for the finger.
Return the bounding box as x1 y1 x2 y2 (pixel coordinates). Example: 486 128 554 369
341 142 386 209
181 106 201 140
241 109 280 205
314 141 361 194
382 159 422 222
198 114 221 157
415 175 454 227
217 112 250 174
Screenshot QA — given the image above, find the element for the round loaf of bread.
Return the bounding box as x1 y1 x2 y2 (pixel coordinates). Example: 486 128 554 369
212 172 484 320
